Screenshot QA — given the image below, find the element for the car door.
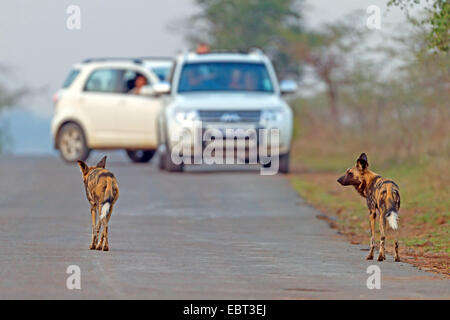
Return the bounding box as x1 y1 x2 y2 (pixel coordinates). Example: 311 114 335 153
79 68 123 147
114 69 163 149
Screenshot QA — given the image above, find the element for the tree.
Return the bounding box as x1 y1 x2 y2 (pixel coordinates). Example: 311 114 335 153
295 17 449 159
183 0 304 79
287 13 368 122
388 0 449 52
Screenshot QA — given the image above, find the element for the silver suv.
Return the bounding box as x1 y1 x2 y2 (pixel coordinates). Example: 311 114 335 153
157 49 297 173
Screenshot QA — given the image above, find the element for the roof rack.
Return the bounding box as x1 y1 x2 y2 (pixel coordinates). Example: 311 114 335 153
193 49 249 55
188 48 265 56
139 56 173 61
82 57 143 64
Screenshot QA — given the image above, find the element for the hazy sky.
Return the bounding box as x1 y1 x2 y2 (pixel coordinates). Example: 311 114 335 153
0 0 415 116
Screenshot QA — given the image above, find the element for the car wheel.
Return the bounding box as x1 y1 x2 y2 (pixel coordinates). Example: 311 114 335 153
279 152 290 174
262 152 290 174
126 150 155 163
57 123 90 163
160 144 183 172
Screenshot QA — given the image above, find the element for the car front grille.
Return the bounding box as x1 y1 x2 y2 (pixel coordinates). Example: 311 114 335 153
198 110 261 123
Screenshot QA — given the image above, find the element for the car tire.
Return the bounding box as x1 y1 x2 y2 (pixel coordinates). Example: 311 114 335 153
279 152 290 174
262 152 290 174
159 144 183 172
57 123 90 163
126 150 155 163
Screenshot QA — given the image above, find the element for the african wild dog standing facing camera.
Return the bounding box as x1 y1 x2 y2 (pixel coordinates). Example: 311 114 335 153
337 153 400 262
77 156 119 251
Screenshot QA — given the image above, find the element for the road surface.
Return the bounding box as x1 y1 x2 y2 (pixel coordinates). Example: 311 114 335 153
0 154 448 299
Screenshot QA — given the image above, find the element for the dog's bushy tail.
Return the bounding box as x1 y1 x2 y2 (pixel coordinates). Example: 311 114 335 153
386 210 399 230
100 179 114 220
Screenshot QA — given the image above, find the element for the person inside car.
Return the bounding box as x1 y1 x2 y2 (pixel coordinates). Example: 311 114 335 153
244 70 258 91
129 75 148 95
229 69 243 90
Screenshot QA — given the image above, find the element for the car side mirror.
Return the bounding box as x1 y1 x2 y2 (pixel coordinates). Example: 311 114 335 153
139 85 155 96
139 83 171 97
280 80 298 95
152 83 171 96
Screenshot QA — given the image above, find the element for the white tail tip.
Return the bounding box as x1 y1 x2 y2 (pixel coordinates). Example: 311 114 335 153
387 211 399 230
101 203 110 220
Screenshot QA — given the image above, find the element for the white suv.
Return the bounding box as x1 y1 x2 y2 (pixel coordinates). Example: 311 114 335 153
51 58 170 163
157 49 297 173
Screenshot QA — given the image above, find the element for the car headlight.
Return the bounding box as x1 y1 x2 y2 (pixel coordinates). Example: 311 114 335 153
260 109 284 124
174 110 200 123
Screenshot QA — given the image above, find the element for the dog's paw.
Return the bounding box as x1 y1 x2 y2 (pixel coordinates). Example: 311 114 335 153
89 243 96 250
102 245 109 251
365 254 374 260
394 256 400 262
377 254 385 261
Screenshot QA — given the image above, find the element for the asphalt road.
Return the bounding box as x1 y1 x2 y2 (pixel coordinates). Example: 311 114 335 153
0 154 448 299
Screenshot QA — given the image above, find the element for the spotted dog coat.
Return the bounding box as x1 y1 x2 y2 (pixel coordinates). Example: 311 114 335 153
78 156 119 251
337 153 401 262
366 177 400 221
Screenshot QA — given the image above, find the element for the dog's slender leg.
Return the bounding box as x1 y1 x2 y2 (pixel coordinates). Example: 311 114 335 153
366 210 376 260
95 221 105 250
102 204 114 251
89 205 97 250
98 219 107 251
394 230 400 262
95 204 105 250
95 223 104 250
102 223 109 251
377 215 386 261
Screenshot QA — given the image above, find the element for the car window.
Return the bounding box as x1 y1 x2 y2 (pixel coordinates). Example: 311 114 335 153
122 70 149 93
178 62 274 93
151 67 170 82
62 69 80 88
84 69 121 93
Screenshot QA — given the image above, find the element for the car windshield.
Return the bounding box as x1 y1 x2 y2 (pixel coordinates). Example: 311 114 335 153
178 62 274 93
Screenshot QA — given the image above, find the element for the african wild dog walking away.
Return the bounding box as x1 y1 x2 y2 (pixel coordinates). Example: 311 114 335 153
77 156 119 251
337 153 400 262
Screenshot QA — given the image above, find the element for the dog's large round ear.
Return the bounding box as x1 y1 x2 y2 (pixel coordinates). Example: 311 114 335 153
356 153 368 171
77 160 89 175
96 156 107 168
